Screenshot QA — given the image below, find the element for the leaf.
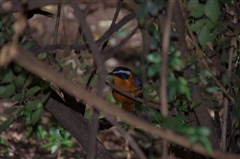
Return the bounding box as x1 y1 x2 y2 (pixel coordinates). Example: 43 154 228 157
198 26 211 49
12 93 22 102
205 18 215 30
189 19 206 32
51 144 58 154
80 61 88 70
147 63 160 77
199 137 213 153
30 106 44 125
185 127 198 135
26 99 42 111
0 83 15 98
188 135 199 144
90 75 98 87
15 74 26 88
149 37 158 50
67 62 73 70
42 142 56 149
2 70 13 84
146 1 159 16
24 42 33 49
197 127 211 136
16 107 24 116
191 99 201 108
187 0 205 18
0 116 15 133
148 23 158 35
147 51 161 63
59 129 66 139
206 86 219 93
40 92 51 104
25 86 41 97
37 52 47 60
3 107 17 115
205 0 220 23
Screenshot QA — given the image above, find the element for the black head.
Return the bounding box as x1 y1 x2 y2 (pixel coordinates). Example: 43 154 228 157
109 67 131 79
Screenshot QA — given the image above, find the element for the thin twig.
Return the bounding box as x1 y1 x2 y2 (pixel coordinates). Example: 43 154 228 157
101 0 123 51
160 1 175 158
221 14 237 151
53 3 61 45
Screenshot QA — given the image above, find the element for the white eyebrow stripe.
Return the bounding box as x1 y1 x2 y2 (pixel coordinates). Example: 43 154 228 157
113 70 130 75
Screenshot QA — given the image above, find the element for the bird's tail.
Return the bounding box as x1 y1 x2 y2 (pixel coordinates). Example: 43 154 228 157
122 102 135 113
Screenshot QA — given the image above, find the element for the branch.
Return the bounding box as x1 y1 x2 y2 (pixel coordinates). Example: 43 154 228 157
70 2 107 158
45 97 112 159
1 45 239 159
160 1 175 158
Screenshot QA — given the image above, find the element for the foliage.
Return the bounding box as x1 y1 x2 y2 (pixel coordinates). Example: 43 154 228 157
0 0 240 158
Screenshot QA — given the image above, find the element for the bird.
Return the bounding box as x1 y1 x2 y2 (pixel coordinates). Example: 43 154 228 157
109 67 143 113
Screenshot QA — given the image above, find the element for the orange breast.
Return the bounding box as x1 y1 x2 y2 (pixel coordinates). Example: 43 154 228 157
112 75 140 104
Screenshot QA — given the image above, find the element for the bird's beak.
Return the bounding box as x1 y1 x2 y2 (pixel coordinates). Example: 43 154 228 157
108 72 113 76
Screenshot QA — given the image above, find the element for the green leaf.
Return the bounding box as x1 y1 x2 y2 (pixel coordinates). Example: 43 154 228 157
26 99 42 111
188 135 198 144
206 86 219 93
67 62 73 70
0 83 15 98
37 52 47 60
51 144 58 154
3 107 17 115
42 142 56 149
189 19 206 32
25 86 41 97
187 0 205 18
16 107 24 116
198 127 211 136
0 116 15 133
90 75 98 87
146 1 159 16
147 63 160 77
148 23 158 35
198 26 211 49
12 93 22 102
40 92 51 104
185 127 198 135
205 0 220 23
199 136 213 153
205 18 215 30
15 74 26 88
191 99 201 108
30 106 44 125
24 42 33 49
2 70 13 84
80 61 88 70
147 51 161 63
25 76 33 88
13 64 22 73
149 37 158 50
